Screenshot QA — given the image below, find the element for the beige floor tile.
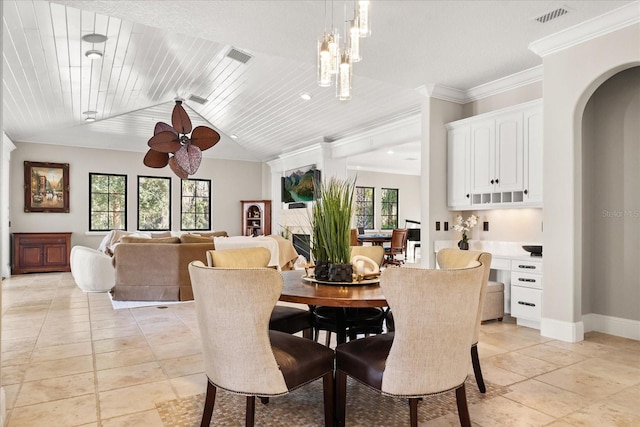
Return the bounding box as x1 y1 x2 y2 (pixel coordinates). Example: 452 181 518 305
3 383 21 411
584 331 640 351
98 380 177 419
92 335 150 354
7 394 97 427
536 366 629 400
515 343 588 366
91 325 143 341
90 317 139 331
469 395 555 427
503 379 590 418
543 421 579 427
34 329 91 348
476 340 509 359
159 352 204 378
101 409 164 427
563 401 640 426
148 336 202 360
95 346 157 370
1 337 37 354
607 384 640 416
169 372 208 398
486 351 560 378
30 341 93 362
2 349 32 367
2 364 29 386
97 361 167 392
546 339 614 358
15 372 96 407
23 355 94 382
569 357 640 386
478 331 546 352
478 358 528 387
595 347 640 369
423 411 482 426
1 326 41 340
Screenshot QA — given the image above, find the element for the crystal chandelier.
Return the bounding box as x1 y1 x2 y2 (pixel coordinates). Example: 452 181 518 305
317 1 371 100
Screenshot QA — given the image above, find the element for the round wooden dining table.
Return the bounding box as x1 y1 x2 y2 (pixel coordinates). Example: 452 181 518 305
280 270 387 344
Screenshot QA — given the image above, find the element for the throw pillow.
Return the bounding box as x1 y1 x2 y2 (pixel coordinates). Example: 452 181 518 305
151 231 172 238
198 231 228 237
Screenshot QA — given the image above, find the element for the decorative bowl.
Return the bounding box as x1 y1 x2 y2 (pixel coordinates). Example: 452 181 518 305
522 245 543 256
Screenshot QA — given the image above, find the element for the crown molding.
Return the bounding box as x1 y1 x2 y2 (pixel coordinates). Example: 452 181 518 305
420 84 467 103
529 1 640 57
464 65 543 102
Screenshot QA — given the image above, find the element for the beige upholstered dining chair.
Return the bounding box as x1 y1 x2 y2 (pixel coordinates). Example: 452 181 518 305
207 247 313 338
188 262 335 427
436 248 492 393
335 264 485 427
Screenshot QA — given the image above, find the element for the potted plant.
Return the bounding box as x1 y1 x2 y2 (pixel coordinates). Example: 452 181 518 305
311 176 355 282
453 214 478 250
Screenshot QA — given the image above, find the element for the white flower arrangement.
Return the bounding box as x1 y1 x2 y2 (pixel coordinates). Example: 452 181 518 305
452 214 478 243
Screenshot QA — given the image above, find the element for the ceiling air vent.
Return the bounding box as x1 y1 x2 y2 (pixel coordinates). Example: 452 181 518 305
534 7 569 24
226 48 252 64
188 94 208 105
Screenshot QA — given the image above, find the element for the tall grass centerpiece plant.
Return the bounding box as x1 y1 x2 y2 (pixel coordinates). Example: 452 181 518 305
311 176 355 282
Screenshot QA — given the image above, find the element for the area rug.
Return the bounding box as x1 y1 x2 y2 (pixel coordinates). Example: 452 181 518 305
157 377 509 426
108 292 190 310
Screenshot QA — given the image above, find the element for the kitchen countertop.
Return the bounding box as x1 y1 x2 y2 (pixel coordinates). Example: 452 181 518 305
433 240 543 264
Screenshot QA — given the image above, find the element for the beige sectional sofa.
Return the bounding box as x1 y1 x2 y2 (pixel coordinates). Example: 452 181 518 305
111 234 215 301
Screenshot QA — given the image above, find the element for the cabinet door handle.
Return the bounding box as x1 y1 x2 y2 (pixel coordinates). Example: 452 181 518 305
518 278 536 283
495 178 499 184
518 265 536 269
524 189 528 195
518 301 536 307
490 179 494 184
466 194 470 198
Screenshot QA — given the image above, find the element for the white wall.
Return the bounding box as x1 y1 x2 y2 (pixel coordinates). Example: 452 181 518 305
346 170 421 231
542 22 640 341
9 142 263 249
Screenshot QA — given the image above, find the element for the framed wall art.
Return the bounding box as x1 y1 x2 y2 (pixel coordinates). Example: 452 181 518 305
24 161 70 213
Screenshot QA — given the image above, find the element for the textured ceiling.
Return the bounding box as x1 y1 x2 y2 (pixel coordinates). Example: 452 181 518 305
2 1 634 175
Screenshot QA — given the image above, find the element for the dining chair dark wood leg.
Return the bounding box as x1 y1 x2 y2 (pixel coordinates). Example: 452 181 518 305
200 380 216 427
455 384 472 427
322 371 335 427
470 344 486 393
246 396 256 426
336 370 348 427
409 398 419 427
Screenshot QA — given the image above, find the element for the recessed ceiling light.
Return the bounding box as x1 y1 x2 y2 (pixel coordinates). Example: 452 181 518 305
387 150 395 155
83 110 97 121
82 33 108 43
230 134 238 140
300 92 312 101
85 50 103 59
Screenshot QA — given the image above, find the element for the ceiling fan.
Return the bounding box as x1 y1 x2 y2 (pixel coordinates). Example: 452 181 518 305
143 100 220 179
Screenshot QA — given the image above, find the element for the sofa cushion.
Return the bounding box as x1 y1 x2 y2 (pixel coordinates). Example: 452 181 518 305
180 234 213 244
197 231 228 237
151 231 172 238
120 236 180 244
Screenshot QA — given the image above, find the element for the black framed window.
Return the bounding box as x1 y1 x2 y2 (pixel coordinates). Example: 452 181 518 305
380 188 399 230
89 173 127 231
355 186 374 229
181 179 211 231
137 176 171 231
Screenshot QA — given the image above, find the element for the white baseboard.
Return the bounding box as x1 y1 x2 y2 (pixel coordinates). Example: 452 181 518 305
540 317 585 342
583 313 640 340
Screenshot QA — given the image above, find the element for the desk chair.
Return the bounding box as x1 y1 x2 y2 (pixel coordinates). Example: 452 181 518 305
383 228 408 266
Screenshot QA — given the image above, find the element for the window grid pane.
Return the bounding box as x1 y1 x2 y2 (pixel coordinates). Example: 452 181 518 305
89 173 127 231
355 186 374 229
181 179 211 231
138 176 171 231
380 188 398 230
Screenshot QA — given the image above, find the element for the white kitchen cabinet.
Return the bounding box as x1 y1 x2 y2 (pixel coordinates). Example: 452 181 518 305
446 99 542 210
447 125 471 208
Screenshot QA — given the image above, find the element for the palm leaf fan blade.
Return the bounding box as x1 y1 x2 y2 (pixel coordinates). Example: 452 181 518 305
190 126 220 151
173 144 202 175
171 101 192 134
148 131 181 153
143 149 169 168
168 157 189 179
154 122 177 135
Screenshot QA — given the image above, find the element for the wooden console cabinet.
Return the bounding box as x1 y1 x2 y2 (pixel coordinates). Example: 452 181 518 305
12 232 72 274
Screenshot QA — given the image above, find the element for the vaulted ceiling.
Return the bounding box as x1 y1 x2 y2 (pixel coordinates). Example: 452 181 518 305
2 1 633 174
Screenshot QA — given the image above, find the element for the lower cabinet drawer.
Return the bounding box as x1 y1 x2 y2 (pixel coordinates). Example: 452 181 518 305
511 271 543 290
511 286 542 321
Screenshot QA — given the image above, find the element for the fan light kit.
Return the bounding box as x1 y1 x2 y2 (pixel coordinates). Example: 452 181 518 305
144 100 221 179
82 33 107 60
85 50 103 59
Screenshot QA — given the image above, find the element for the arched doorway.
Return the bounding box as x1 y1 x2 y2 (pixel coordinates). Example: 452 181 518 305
581 67 640 335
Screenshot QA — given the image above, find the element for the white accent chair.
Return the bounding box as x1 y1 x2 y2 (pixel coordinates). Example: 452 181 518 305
70 246 115 292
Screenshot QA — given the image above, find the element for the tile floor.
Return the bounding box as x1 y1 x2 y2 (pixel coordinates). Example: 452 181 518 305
1 272 639 426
